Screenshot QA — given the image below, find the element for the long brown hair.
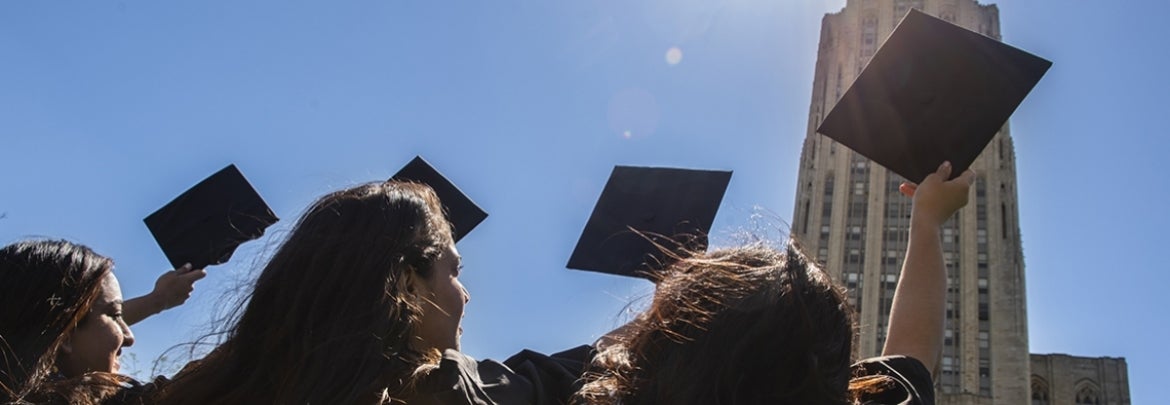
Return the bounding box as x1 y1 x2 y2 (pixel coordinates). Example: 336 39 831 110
157 181 455 404
0 239 133 405
574 241 859 405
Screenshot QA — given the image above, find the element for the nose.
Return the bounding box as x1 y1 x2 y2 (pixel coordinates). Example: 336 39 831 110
461 284 471 304
120 320 136 348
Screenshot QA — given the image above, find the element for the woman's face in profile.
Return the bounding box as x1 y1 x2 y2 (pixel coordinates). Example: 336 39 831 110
57 272 135 375
414 243 470 352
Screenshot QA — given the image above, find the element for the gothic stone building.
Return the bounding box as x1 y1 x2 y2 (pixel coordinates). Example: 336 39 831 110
1031 354 1130 405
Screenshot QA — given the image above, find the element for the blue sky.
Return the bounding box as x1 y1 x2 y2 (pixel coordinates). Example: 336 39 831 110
1 0 1166 402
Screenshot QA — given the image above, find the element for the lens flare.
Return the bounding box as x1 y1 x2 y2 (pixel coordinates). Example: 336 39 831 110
665 47 683 65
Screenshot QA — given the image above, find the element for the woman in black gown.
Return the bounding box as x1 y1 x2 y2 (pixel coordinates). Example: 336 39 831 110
0 239 151 405
155 181 587 405
574 162 973 405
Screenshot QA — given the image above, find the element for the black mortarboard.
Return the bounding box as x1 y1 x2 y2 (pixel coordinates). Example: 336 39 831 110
144 165 279 270
817 9 1051 183
390 156 487 242
567 166 732 278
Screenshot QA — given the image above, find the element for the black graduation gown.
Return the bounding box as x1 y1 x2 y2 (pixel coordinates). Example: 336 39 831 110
405 345 593 405
852 355 936 405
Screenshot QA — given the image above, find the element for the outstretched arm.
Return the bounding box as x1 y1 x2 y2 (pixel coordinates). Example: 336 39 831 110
881 161 974 375
123 264 207 325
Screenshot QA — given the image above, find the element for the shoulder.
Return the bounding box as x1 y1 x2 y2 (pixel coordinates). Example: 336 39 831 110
851 355 935 405
411 346 594 405
407 350 499 405
493 345 595 405
100 375 171 405
26 374 158 405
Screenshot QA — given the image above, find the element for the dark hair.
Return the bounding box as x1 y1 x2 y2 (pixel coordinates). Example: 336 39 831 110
0 239 132 404
158 181 456 404
574 241 859 405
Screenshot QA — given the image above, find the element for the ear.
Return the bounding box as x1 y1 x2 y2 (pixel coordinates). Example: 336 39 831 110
395 264 425 296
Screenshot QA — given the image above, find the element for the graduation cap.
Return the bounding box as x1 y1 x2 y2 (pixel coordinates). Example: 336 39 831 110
567 166 732 278
144 165 279 270
817 9 1051 183
390 156 487 242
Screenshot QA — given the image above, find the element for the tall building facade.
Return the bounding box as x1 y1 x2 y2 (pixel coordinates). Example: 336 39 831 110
790 1 1029 403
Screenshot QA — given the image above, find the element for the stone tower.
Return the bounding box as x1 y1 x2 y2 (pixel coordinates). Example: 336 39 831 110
790 1 1029 403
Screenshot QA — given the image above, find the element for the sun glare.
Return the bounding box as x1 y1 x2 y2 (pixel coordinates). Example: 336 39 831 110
665 47 683 65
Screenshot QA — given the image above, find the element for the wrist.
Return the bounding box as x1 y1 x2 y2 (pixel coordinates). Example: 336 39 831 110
146 291 168 314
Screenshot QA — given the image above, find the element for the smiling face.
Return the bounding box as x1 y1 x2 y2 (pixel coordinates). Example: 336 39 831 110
413 243 470 352
57 272 135 376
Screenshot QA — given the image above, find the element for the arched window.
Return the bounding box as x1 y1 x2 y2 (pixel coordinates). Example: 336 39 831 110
1030 376 1049 405
1075 383 1101 405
